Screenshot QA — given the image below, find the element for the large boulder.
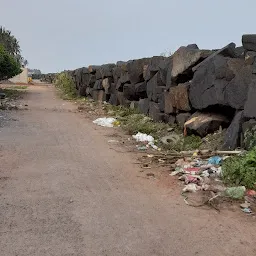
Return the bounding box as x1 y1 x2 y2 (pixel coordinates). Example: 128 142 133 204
143 56 166 81
190 55 254 110
123 84 135 101
222 111 245 150
184 112 229 137
163 91 174 114
88 74 97 87
116 73 130 91
109 93 119 106
160 57 172 86
138 98 149 115
149 102 165 122
244 80 256 118
117 91 130 107
146 72 165 101
93 80 103 90
242 34 256 52
113 62 128 84
98 63 115 79
169 82 191 111
171 46 211 82
88 65 100 74
127 58 151 84
192 43 236 72
176 113 191 128
134 82 147 99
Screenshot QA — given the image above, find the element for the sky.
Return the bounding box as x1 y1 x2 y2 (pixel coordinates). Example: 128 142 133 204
0 0 255 73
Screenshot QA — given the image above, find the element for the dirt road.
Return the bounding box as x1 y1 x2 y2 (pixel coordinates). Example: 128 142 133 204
0 85 255 256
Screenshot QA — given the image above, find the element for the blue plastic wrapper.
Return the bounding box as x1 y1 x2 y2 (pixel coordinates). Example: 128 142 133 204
208 156 222 165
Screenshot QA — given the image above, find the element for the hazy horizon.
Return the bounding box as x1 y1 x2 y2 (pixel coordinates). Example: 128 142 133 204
1 0 255 73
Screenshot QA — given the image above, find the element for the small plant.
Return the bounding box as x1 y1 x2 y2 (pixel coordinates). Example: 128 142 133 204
222 147 256 189
54 72 77 99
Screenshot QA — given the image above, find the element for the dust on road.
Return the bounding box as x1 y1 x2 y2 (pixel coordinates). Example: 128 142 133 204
0 85 255 256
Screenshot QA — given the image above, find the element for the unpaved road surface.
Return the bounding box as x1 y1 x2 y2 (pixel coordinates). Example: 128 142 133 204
0 85 256 256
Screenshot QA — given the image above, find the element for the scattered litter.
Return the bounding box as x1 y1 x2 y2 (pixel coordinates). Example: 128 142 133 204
160 134 180 145
208 156 222 165
132 132 158 150
136 145 148 151
247 190 256 196
93 117 117 127
185 175 203 185
170 169 182 176
147 154 154 158
225 186 246 199
183 184 201 193
241 208 252 214
132 132 154 143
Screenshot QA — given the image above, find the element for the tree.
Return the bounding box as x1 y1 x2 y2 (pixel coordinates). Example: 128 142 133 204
0 27 20 56
0 45 22 80
0 26 27 66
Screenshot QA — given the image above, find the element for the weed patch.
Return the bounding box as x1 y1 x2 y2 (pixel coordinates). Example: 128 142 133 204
54 72 78 100
222 147 256 189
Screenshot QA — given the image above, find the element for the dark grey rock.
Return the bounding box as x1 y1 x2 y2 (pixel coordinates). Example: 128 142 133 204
176 113 191 128
123 84 135 101
222 111 244 150
186 44 199 50
130 101 139 109
116 73 130 91
138 98 149 115
134 82 147 99
149 102 165 122
93 80 103 90
234 46 244 58
169 82 191 111
167 115 176 125
163 91 174 114
242 34 256 52
159 57 172 86
171 46 212 81
244 80 256 118
146 72 165 101
190 55 254 110
127 58 151 84
143 56 166 81
192 43 236 72
88 65 100 74
109 94 119 106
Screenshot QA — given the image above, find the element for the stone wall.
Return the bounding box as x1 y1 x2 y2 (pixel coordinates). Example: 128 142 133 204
57 35 256 150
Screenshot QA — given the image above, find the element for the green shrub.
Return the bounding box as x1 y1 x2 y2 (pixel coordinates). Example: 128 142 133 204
222 147 256 189
54 72 77 99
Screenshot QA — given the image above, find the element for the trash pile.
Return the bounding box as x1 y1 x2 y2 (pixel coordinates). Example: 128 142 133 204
93 117 119 127
132 132 159 150
170 152 256 213
172 155 225 193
